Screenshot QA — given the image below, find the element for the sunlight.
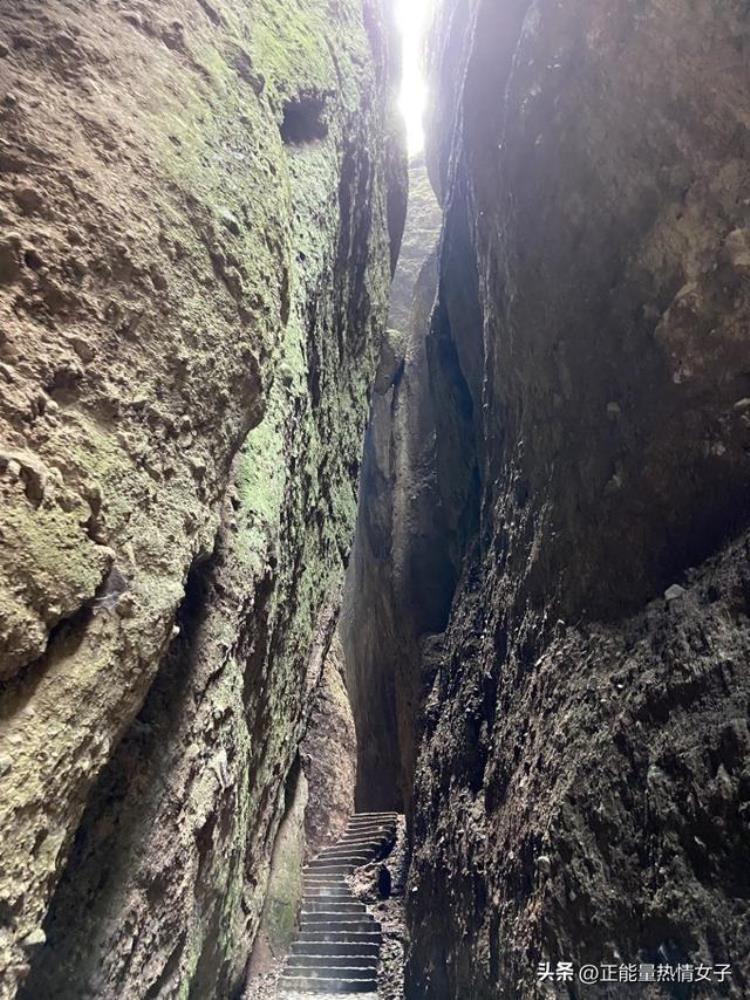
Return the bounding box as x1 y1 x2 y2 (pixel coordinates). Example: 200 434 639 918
395 0 431 154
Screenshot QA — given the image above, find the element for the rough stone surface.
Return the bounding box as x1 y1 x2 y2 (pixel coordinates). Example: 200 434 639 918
399 0 750 997
334 0 750 997
341 157 442 812
0 1 404 997
387 154 441 333
409 540 750 998
301 630 358 859
252 763 309 972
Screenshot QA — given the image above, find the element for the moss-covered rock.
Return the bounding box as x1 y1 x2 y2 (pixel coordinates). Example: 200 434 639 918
0 0 405 996
252 762 309 966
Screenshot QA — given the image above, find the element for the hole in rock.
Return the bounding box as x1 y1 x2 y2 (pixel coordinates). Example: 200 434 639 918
24 248 43 270
280 95 328 145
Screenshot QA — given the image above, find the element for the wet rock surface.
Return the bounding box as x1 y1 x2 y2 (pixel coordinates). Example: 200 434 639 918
0 1 404 997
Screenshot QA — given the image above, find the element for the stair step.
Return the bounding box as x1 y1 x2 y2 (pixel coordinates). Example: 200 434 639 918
302 919 370 928
303 888 349 895
318 849 372 860
350 811 398 817
345 822 395 832
303 891 352 900
313 861 369 869
302 900 354 906
283 813 401 995
340 825 394 834
347 815 397 825
303 887 349 894
346 826 390 832
298 931 382 945
283 963 376 980
308 863 356 874
304 880 351 888
318 848 372 856
345 823 395 833
333 841 387 853
310 855 358 864
280 975 377 993
287 954 378 969
303 901 365 913
337 831 391 850
292 941 380 957
319 863 370 871
301 920 379 934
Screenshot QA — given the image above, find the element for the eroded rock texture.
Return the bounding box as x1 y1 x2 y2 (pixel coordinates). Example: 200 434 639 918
248 630 357 977
301 630 358 859
341 155 443 812
0 1 404 997
357 0 750 997
251 759 309 972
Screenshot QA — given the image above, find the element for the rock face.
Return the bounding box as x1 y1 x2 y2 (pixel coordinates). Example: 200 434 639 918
249 631 357 976
387 154 440 333
301 630 358 859
347 0 750 997
251 760 309 971
341 156 443 812
0 1 404 997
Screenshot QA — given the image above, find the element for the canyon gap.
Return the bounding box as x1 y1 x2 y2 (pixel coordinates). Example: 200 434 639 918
1 0 750 998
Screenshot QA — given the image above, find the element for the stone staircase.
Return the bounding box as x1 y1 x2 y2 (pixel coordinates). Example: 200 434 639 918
279 812 398 995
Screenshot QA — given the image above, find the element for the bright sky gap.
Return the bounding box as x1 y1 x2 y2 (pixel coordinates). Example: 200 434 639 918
395 0 431 154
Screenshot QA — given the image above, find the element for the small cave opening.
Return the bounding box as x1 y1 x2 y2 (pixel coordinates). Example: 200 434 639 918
280 95 328 146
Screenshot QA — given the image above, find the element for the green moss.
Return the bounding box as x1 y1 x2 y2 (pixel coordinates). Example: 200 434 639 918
259 768 308 952
235 417 287 575
249 0 334 99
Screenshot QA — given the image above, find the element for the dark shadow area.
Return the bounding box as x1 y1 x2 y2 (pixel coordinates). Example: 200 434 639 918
280 95 328 145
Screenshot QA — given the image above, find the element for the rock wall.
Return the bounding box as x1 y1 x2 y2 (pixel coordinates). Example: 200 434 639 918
341 156 443 812
301 630 358 859
251 759 309 972
406 0 750 995
0 1 404 997
348 0 750 997
387 154 441 333
248 632 356 979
